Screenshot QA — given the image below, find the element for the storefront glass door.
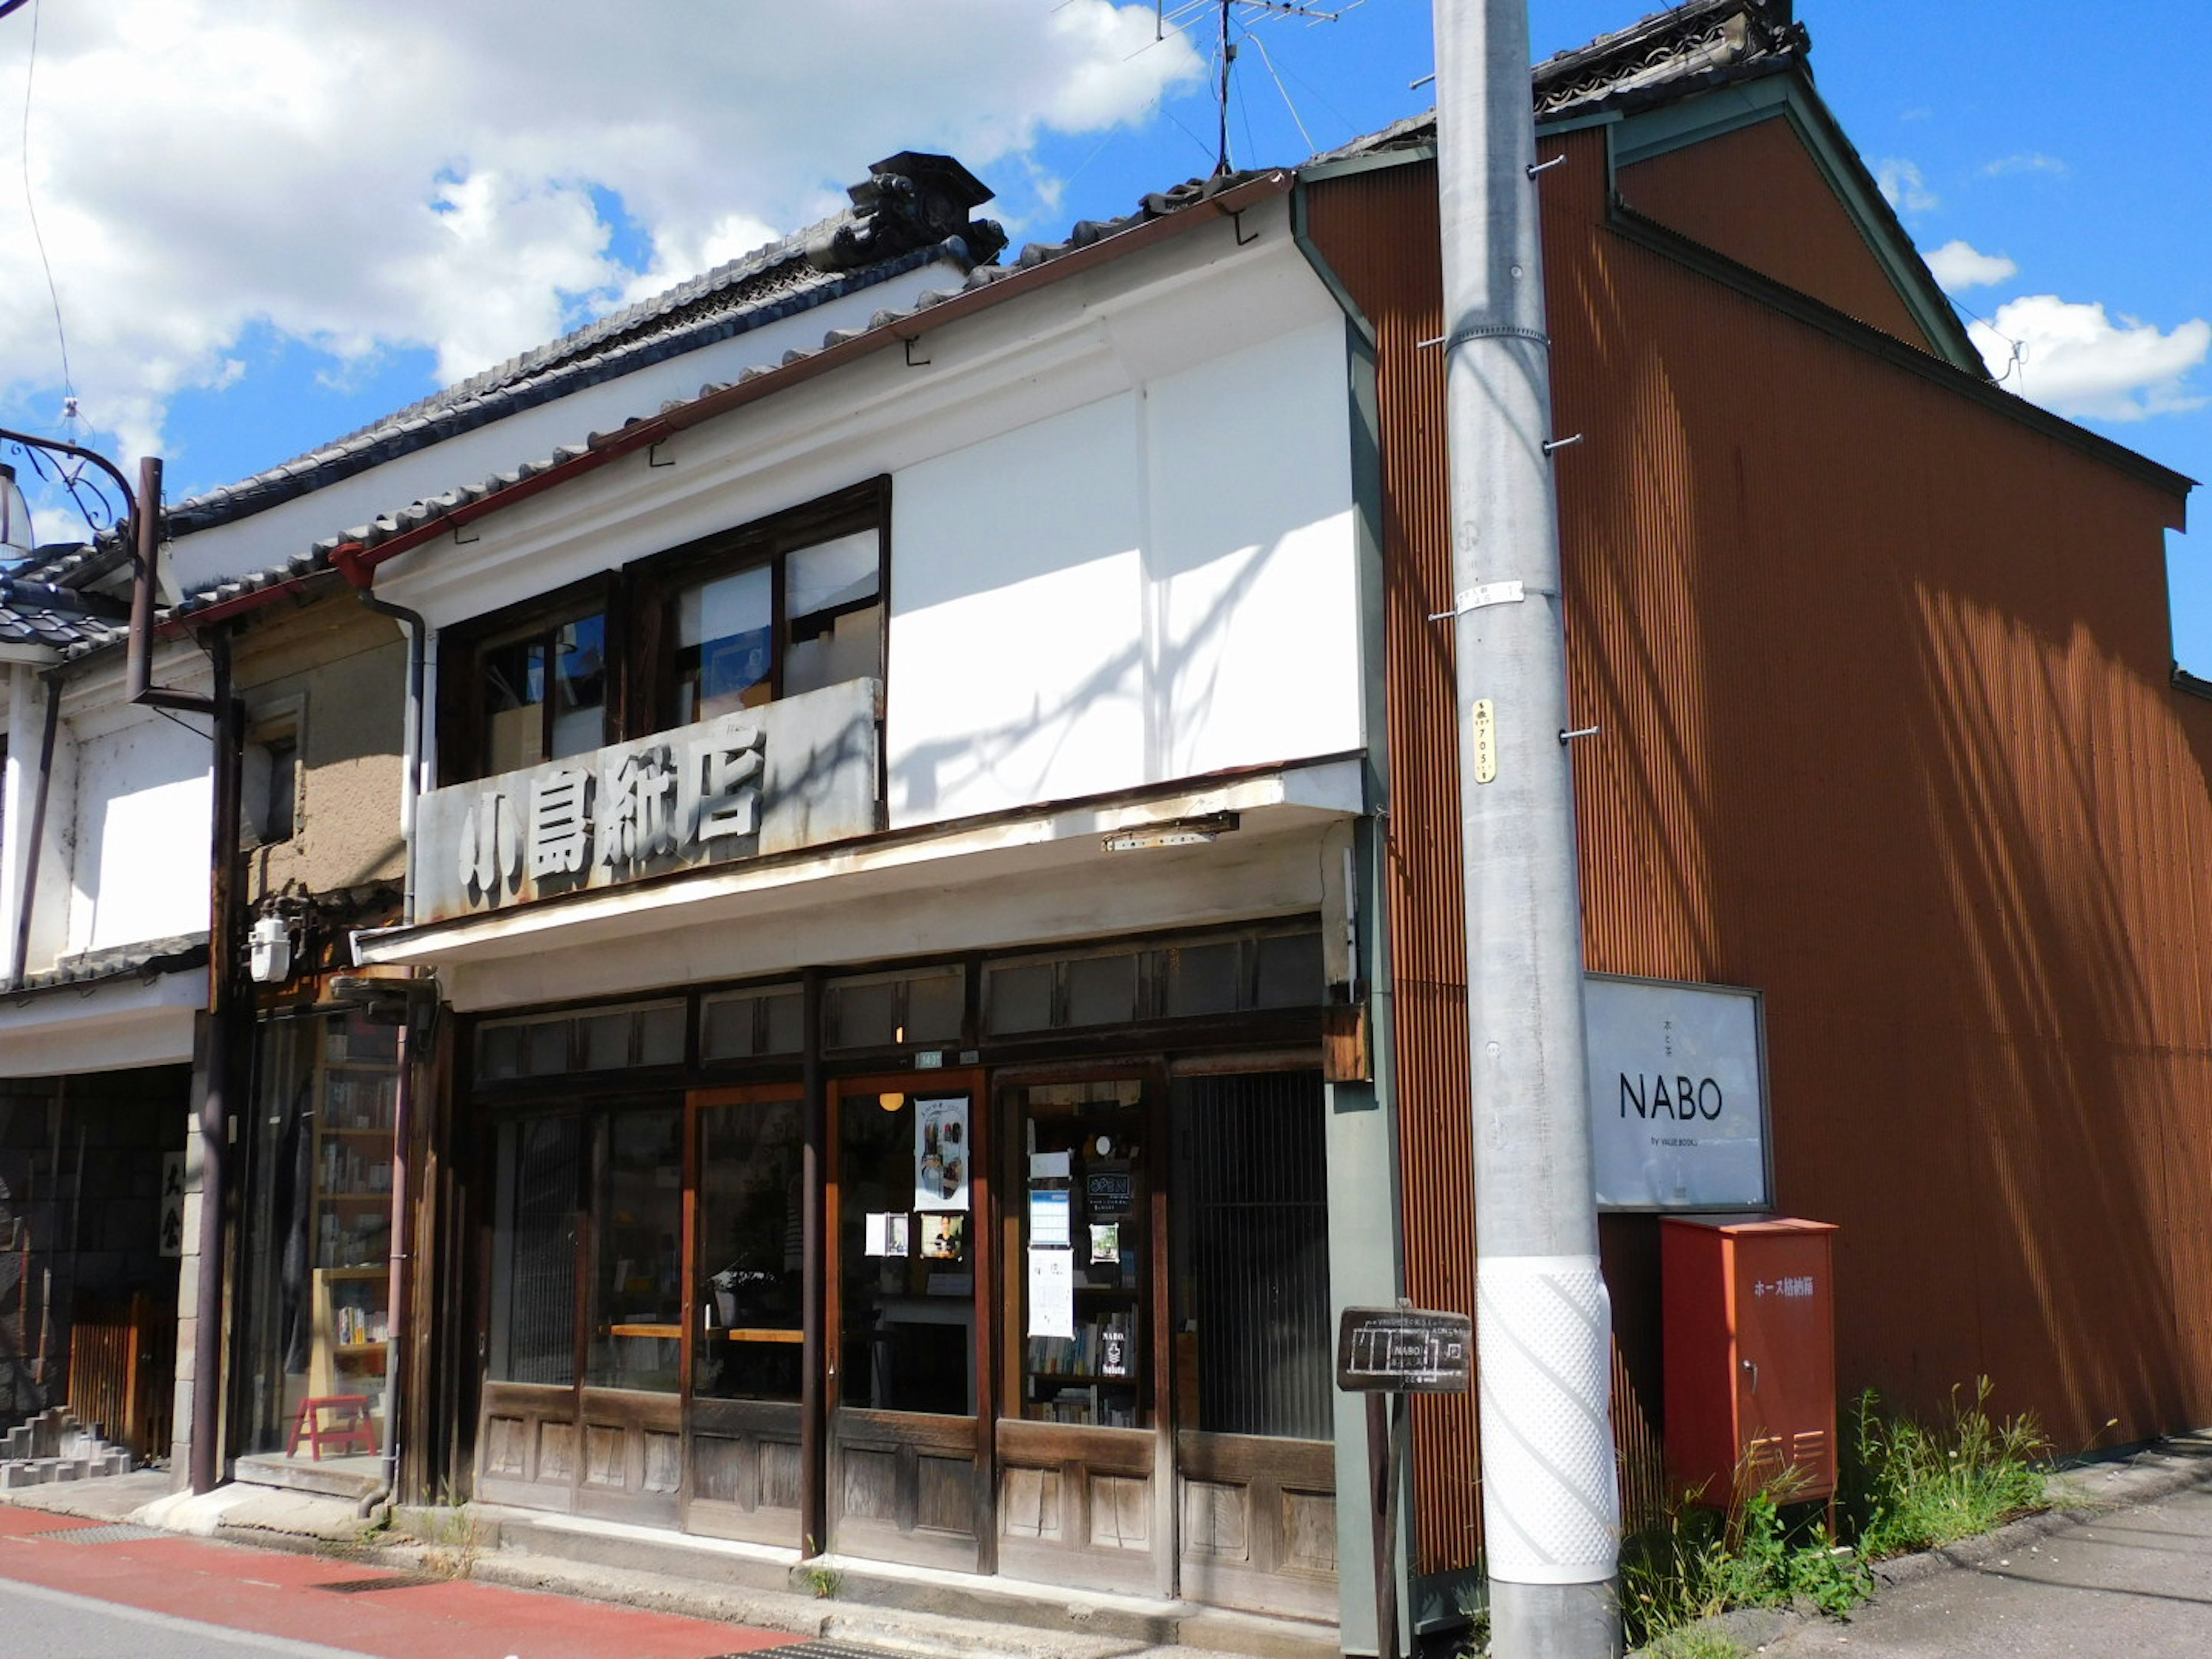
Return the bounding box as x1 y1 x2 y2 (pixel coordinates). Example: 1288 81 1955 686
996 1075 1173 1595
828 1071 990 1569
479 1100 684 1524
685 1086 805 1544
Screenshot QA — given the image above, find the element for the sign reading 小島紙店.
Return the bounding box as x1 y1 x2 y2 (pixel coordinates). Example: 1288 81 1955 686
1584 972 1770 1212
415 678 880 924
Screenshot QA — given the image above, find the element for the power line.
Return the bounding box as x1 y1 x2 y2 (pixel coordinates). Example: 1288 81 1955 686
16 0 77 422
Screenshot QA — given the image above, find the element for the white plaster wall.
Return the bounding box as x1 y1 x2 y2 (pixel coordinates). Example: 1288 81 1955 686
887 318 1356 828
887 394 1149 820
166 259 975 596
66 715 212 955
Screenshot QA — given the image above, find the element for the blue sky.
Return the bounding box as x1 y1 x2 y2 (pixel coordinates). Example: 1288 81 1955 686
1 2 2204 668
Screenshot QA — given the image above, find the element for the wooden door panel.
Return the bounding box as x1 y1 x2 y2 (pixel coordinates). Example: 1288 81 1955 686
830 1406 983 1569
994 1418 1163 1593
571 1388 682 1525
1177 1430 1338 1622
686 1396 804 1546
476 1380 578 1512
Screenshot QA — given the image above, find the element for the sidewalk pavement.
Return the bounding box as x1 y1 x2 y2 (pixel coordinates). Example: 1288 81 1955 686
1717 1435 2212 1658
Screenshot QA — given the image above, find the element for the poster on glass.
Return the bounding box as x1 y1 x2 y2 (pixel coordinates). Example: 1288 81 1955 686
912 1095 970 1211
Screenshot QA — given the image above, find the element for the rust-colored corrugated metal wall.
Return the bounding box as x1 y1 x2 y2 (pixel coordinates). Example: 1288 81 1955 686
1616 116 1934 351
1308 113 2208 1577
1302 160 1484 1574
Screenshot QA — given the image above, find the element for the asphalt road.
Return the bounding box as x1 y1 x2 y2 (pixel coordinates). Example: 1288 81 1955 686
1771 1482 2212 1658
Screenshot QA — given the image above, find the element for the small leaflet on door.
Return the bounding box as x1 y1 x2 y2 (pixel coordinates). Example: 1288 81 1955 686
1030 1188 1071 1248
1028 1246 1075 1339
913 1094 971 1212
862 1212 910 1257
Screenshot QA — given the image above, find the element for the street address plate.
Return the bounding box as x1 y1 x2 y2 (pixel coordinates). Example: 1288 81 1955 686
1335 1306 1473 1393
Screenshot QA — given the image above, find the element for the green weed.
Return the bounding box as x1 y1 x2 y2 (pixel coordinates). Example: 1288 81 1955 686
1840 1378 2050 1559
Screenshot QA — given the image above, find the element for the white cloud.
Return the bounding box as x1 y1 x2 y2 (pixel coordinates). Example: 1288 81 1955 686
1877 157 1938 216
1970 295 2211 422
0 1 1204 465
1923 240 2019 293
1982 153 2069 179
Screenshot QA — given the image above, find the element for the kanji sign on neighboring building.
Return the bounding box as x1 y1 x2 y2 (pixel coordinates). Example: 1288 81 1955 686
416 679 880 923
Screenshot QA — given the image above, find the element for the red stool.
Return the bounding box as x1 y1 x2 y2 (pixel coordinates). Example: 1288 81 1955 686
287 1395 378 1460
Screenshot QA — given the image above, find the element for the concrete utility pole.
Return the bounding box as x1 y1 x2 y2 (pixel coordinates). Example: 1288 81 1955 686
1431 4 1623 1657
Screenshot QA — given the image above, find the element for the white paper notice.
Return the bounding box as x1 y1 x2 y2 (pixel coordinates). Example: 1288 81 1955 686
863 1213 911 1257
1030 1189 1071 1248
1028 1247 1075 1338
1029 1150 1071 1180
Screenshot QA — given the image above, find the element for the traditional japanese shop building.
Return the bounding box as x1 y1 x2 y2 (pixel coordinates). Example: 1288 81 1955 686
47 2 2211 1652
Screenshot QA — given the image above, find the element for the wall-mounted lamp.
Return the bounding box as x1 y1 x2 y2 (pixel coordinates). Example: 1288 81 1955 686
1101 812 1240 854
879 1091 907 1112
248 912 294 984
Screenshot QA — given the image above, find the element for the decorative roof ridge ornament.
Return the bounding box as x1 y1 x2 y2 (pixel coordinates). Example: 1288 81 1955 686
806 151 1007 274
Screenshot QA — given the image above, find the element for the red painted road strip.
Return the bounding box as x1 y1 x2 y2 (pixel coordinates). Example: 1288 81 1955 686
0 1507 797 1659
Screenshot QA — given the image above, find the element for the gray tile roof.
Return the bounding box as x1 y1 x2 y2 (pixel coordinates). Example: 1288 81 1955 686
7 933 207 998
94 4 1817 654
165 153 1007 539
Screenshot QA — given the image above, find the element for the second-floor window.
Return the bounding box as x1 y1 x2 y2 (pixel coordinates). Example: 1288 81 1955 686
440 480 885 785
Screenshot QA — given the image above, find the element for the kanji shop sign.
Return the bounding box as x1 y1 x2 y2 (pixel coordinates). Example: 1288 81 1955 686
416 678 879 924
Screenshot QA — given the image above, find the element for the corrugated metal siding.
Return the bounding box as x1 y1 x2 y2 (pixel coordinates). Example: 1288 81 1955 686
1301 162 1483 1573
1309 113 2209 1571
1543 123 2212 1456
1616 116 1935 351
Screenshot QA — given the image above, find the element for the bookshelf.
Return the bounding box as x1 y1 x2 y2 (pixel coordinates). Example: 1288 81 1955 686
1018 1087 1147 1429
306 1017 398 1433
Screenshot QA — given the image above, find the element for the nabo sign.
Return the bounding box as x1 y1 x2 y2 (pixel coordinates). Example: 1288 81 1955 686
1584 974 1770 1212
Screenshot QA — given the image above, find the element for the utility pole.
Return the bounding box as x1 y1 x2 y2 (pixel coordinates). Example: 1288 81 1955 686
1431 4 1622 1657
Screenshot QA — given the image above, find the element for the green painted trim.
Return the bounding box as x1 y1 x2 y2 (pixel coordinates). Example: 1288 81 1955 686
1290 180 1380 350
1607 200 2196 498
1535 106 1626 138
1607 68 1986 374
1301 143 1436 185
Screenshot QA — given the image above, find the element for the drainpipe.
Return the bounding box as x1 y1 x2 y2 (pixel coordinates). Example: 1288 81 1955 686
1434 3 1620 1656
6 666 63 993
192 631 243 1493
346 586 426 926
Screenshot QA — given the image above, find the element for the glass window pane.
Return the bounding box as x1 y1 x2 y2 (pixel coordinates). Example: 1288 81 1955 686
491 1115 580 1386
586 1109 684 1391
827 979 899 1049
1066 955 1138 1028
986 964 1055 1035
677 564 774 722
696 1097 805 1401
579 1012 631 1071
906 971 965 1044
550 615 607 759
761 991 803 1055
839 1088 974 1414
639 1003 685 1066
703 995 757 1060
524 1020 570 1075
479 1022 523 1081
786 531 879 623
1014 1081 1149 1428
785 601 881 698
1165 942 1241 1018
1254 931 1325 1009
483 639 545 774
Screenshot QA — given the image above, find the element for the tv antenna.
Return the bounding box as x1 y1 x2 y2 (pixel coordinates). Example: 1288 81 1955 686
1156 1 1351 176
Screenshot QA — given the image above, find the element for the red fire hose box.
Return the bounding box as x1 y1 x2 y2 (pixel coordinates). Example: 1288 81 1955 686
1661 1216 1838 1506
